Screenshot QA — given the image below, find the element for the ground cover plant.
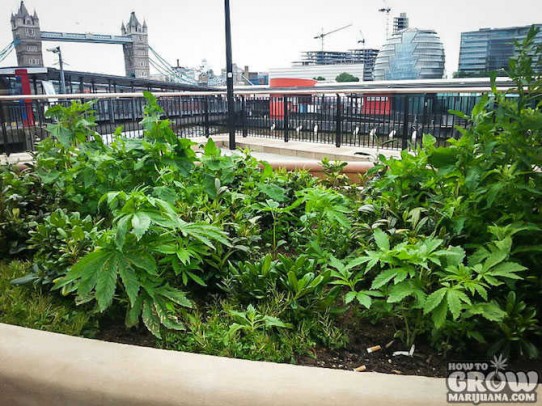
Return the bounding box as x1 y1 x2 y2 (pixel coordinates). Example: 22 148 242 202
0 28 540 374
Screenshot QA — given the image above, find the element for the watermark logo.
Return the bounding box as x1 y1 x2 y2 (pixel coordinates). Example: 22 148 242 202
447 354 539 404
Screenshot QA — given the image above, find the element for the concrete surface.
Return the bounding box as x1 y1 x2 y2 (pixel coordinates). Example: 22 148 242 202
193 134 400 162
0 323 454 406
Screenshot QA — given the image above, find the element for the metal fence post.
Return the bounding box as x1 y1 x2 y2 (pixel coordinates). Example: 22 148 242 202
204 96 210 137
283 95 289 143
224 0 236 150
335 93 342 148
401 94 410 150
241 96 248 137
0 101 9 155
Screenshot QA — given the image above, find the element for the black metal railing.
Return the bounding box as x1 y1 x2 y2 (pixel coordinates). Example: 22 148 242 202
235 92 478 149
0 89 482 155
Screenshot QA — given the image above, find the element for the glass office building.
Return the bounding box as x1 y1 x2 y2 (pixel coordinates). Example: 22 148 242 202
373 28 445 80
458 25 542 76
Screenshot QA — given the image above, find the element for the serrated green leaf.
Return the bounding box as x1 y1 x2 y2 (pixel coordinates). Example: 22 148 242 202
490 262 526 279
128 252 157 275
125 296 143 328
483 250 508 271
356 292 372 309
257 183 287 203
465 302 506 322
160 315 186 331
387 282 415 303
115 215 130 250
373 228 390 251
95 253 119 312
59 249 110 286
371 268 398 289
186 271 207 287
344 291 357 304
131 212 151 240
118 263 140 307
424 287 447 314
203 138 220 157
440 246 466 267
160 286 192 308
262 315 293 329
446 289 470 320
142 300 162 338
152 243 177 255
432 299 448 329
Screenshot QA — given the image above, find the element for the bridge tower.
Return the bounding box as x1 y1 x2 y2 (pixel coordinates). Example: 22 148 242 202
122 12 149 78
11 1 43 67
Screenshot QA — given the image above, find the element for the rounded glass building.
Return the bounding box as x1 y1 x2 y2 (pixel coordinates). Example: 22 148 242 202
373 28 445 80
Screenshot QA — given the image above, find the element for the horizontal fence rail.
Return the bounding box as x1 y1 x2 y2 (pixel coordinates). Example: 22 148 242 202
0 87 507 155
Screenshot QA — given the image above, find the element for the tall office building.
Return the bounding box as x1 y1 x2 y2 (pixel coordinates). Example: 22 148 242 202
373 28 445 80
393 13 409 35
292 48 379 81
458 25 542 76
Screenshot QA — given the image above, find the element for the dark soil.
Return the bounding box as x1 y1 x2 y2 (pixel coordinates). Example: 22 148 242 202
95 317 541 379
297 320 448 377
95 317 156 349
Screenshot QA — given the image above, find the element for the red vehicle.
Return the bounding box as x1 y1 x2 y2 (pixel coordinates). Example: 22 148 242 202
269 78 317 119
362 94 392 116
14 68 35 127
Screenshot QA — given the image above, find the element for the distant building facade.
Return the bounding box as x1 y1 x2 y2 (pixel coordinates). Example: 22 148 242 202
242 66 269 85
269 63 365 83
393 12 409 35
10 2 150 79
373 28 445 80
292 49 379 81
10 1 43 67
458 25 542 76
122 12 149 78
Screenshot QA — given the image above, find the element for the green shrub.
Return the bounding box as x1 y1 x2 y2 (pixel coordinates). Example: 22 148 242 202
346 27 542 357
0 165 53 257
11 209 102 286
0 261 96 336
0 29 540 364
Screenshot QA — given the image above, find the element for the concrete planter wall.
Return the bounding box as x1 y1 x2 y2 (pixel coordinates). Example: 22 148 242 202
1 323 459 406
264 160 373 183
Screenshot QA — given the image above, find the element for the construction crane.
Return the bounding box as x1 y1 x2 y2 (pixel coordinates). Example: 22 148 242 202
378 0 392 39
314 24 352 52
357 30 366 48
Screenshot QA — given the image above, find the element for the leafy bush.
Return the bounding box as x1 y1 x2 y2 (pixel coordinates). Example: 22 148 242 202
347 27 542 357
0 165 53 256
0 261 96 336
0 28 540 365
11 209 102 286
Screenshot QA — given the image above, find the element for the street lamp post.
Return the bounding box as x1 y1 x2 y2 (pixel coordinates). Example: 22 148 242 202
47 46 66 94
224 0 236 150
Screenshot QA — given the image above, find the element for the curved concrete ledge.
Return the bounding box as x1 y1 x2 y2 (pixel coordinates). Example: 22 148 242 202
0 323 452 406
264 160 373 182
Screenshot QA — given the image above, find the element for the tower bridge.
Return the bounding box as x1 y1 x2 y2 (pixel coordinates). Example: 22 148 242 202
39 32 134 45
10 1 150 78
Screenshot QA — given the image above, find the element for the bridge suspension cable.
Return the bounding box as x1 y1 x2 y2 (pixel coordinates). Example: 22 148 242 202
148 45 198 85
149 58 177 80
0 41 16 64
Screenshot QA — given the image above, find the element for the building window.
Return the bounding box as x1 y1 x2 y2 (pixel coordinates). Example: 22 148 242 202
26 28 35 36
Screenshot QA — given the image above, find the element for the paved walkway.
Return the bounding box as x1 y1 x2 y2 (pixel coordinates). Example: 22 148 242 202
193 135 401 162
1 135 401 166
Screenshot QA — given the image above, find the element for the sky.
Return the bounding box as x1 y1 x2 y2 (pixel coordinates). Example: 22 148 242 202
1 0 541 78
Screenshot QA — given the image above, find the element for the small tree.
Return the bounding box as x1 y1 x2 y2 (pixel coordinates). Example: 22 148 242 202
314 76 326 81
335 72 360 82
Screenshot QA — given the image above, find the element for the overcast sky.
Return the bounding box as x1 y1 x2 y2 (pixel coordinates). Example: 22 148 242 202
1 0 541 78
